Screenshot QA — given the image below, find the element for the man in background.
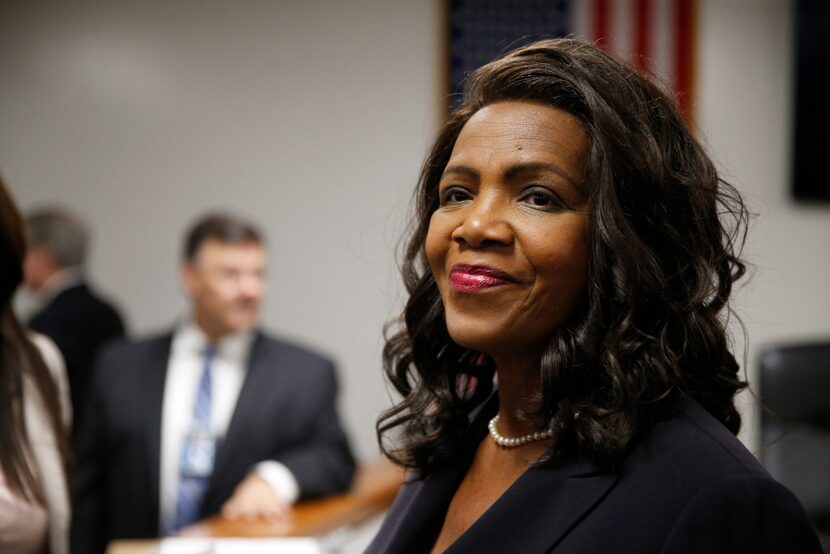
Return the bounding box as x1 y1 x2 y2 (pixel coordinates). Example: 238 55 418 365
23 209 126 432
72 213 355 553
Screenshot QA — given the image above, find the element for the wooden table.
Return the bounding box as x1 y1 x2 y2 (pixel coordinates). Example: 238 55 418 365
106 459 404 553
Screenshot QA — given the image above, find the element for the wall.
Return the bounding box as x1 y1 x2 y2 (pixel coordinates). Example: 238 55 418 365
698 0 830 448
1 0 827 459
0 0 443 459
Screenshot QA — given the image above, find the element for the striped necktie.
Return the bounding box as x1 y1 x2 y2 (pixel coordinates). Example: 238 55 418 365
172 344 217 531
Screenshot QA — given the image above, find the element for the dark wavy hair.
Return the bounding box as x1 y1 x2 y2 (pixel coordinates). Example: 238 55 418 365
377 38 748 474
0 175 72 501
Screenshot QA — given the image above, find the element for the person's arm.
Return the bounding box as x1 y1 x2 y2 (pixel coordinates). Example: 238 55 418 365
661 474 822 554
221 360 355 519
220 467 294 522
269 359 356 498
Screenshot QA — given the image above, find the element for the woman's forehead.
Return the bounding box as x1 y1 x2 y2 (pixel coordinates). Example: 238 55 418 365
446 101 590 183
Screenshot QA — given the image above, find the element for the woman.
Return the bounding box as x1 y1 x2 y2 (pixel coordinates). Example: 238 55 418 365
0 176 72 554
369 39 820 553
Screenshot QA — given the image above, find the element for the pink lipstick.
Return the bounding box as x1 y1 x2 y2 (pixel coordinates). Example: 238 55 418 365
449 264 516 292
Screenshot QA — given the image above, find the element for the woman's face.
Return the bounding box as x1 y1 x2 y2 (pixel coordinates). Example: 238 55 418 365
426 101 591 361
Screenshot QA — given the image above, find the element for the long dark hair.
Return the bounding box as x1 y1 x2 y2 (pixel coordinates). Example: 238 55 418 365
378 39 748 474
0 175 72 501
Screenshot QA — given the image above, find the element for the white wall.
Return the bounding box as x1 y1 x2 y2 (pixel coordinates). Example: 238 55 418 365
1 0 827 460
698 0 830 449
0 0 443 460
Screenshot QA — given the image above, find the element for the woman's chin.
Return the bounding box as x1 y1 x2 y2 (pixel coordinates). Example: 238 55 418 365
445 322 516 358
446 326 493 352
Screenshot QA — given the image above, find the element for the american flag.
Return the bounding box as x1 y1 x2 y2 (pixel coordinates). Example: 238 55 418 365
449 0 697 119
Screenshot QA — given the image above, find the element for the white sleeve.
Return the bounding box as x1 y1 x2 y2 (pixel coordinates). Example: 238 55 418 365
253 460 300 504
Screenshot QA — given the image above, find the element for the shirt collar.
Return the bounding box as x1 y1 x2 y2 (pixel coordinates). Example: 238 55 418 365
172 320 255 366
38 266 84 302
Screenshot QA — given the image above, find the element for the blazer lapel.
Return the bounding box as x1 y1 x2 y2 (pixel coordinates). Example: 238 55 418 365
372 393 618 554
373 395 498 553
209 333 267 488
441 392 617 553
143 334 172 523
446 455 618 553
374 457 473 553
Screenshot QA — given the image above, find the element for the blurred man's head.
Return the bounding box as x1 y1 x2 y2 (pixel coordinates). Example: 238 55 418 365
24 209 88 291
181 214 266 342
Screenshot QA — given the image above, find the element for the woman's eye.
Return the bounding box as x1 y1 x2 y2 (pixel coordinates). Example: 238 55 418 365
520 187 564 210
440 187 472 205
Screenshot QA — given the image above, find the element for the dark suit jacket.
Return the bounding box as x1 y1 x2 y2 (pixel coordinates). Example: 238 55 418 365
28 282 125 430
71 331 355 554
367 395 821 553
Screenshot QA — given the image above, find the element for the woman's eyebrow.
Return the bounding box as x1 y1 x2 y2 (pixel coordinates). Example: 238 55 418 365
503 162 578 187
441 165 478 179
442 162 577 182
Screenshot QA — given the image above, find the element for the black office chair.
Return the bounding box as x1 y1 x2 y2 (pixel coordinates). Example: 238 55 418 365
759 343 830 552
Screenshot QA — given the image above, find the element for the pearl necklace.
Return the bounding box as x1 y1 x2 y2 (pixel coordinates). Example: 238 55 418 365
488 415 553 448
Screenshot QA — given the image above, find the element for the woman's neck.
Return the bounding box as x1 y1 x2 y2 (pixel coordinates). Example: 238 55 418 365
491 352 547 437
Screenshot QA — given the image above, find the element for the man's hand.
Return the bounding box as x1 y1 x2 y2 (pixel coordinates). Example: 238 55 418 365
220 474 292 522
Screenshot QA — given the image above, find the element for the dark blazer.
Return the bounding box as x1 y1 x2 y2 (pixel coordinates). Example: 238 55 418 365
71 331 355 554
28 282 125 430
368 395 821 553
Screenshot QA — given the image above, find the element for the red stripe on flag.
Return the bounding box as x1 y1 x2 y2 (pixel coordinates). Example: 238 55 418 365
634 0 651 70
674 0 696 120
594 0 611 50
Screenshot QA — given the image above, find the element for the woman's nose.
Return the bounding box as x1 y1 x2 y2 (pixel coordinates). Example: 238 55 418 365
451 197 513 248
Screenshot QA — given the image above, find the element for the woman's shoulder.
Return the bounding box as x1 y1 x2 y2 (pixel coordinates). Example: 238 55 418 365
655 456 822 553
627 396 767 480
29 332 63 375
594 397 821 552
26 332 71 428
609 396 773 526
